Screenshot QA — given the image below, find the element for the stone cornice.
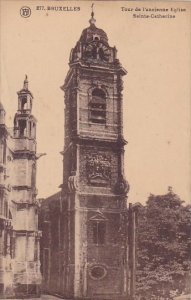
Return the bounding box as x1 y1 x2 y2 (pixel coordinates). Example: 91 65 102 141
12 185 32 191
62 60 127 90
12 151 36 159
72 135 127 147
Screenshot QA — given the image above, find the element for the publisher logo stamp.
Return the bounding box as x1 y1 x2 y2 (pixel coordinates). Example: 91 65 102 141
20 6 31 18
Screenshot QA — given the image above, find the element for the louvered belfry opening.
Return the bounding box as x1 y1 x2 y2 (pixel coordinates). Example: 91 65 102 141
89 88 106 124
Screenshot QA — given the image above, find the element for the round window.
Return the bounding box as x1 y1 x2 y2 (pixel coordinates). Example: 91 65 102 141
89 265 107 280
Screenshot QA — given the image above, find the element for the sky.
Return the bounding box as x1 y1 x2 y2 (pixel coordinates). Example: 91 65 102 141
0 0 190 204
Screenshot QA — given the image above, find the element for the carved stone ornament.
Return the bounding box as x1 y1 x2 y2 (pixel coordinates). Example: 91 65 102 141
68 171 78 192
84 41 110 62
86 154 111 186
114 174 130 195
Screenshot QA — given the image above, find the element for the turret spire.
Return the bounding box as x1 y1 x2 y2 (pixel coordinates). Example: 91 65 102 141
168 186 174 194
89 3 96 26
23 74 28 90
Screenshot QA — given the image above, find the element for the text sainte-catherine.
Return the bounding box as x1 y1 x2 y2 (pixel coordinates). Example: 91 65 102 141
121 7 186 18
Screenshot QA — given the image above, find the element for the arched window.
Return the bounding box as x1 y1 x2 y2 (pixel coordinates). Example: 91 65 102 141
18 119 26 136
89 88 106 124
9 210 12 220
31 163 36 187
4 200 8 218
21 97 27 110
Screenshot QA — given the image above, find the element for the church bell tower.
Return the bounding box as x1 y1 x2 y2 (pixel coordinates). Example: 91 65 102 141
61 11 130 299
12 76 41 297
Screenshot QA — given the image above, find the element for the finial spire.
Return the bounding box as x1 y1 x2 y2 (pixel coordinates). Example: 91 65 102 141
91 3 94 18
168 186 173 194
23 74 28 90
89 3 96 26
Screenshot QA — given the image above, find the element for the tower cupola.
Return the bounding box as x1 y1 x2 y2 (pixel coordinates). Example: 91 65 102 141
14 76 36 139
79 10 108 46
17 75 33 113
68 8 125 68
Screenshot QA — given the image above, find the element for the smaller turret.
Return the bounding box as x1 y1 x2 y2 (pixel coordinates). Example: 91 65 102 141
17 75 33 113
14 76 36 139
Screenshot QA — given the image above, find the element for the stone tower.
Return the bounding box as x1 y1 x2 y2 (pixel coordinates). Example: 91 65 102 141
0 102 12 296
11 77 41 297
0 77 41 298
60 12 130 299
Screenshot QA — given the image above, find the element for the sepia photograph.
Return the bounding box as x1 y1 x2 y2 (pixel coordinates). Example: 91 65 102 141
0 1 190 299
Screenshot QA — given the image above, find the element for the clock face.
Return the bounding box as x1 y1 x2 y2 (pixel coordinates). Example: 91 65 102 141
85 41 110 61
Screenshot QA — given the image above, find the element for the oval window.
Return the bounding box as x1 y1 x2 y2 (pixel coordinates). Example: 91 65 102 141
89 265 107 280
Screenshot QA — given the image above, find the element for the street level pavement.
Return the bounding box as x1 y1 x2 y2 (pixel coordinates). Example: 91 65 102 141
1 295 69 300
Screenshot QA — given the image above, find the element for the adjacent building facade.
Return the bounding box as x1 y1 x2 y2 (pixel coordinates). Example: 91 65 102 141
0 77 41 298
40 13 132 299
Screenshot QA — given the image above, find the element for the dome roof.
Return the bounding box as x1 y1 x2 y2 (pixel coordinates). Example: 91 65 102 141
80 24 108 45
79 13 109 46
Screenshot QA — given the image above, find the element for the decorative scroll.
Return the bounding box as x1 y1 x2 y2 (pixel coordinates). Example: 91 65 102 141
114 174 130 195
86 154 111 186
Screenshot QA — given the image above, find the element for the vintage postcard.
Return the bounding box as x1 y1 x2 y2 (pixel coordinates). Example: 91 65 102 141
0 1 190 299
